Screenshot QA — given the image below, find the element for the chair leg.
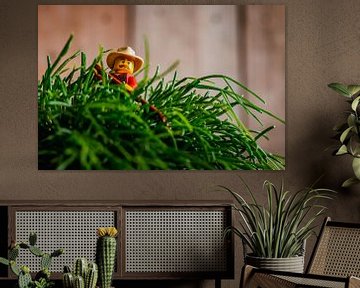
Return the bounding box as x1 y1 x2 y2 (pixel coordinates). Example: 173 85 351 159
240 265 255 288
215 278 221 288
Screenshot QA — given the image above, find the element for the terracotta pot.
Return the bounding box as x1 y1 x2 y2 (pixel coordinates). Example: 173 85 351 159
245 254 304 273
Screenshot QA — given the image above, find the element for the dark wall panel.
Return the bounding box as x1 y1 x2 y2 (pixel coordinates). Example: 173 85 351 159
0 206 8 278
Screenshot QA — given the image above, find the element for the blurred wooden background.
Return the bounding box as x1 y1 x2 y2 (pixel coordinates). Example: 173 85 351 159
38 5 285 157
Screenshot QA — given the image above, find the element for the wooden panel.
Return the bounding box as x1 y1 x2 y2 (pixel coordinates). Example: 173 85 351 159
241 5 285 155
38 5 128 79
129 5 239 82
130 5 284 155
0 207 8 278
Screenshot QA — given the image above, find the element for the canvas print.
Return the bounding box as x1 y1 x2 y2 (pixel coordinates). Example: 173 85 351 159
38 5 285 170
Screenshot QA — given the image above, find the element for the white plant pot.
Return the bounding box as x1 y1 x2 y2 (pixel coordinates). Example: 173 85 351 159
245 254 305 273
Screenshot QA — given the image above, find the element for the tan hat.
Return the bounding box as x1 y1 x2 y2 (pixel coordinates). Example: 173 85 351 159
106 47 144 73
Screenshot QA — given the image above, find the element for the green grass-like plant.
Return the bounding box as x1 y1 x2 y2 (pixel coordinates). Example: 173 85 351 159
38 35 285 170
223 180 335 258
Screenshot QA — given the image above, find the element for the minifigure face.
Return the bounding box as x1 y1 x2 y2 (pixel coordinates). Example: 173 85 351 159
113 57 135 74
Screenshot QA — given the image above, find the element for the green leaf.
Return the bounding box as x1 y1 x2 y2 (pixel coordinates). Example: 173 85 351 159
347 114 356 127
352 157 360 179
328 83 352 97
351 96 360 111
336 144 348 155
348 85 360 97
348 135 360 156
49 34 74 76
342 177 360 188
340 126 352 143
0 257 9 266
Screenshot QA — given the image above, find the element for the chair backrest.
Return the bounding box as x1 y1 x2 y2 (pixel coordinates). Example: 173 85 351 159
307 217 360 277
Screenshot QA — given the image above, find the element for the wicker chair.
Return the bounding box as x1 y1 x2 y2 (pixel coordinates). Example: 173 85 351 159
241 217 360 288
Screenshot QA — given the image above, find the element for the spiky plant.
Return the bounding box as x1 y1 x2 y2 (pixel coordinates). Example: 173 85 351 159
63 259 98 288
96 227 117 288
222 180 335 258
38 35 285 170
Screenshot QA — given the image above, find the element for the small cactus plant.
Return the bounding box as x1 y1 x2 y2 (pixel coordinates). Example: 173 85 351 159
96 227 118 288
63 266 74 288
74 258 88 280
62 259 98 288
0 232 63 288
85 262 98 288
73 275 85 288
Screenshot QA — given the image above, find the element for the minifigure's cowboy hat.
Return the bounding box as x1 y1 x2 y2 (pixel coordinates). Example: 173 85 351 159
106 47 144 73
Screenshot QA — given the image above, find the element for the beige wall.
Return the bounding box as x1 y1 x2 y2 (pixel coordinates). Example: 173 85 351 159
1 1 360 288
38 5 128 78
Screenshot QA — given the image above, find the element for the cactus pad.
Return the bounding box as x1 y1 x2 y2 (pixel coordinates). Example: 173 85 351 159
9 247 19 260
21 265 30 274
41 253 52 269
18 271 32 288
19 243 30 249
10 260 20 276
29 245 44 257
51 248 64 257
29 232 37 246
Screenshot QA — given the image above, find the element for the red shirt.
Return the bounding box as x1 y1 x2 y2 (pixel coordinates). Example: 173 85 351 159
110 73 137 89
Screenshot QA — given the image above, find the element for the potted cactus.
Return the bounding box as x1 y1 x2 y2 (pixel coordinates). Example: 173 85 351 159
62 258 98 288
0 232 63 288
96 227 118 288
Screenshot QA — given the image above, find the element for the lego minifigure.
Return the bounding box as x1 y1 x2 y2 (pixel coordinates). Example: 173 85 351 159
105 47 144 91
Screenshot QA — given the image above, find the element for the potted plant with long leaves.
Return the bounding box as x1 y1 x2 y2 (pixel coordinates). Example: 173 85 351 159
328 83 360 187
222 179 335 273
